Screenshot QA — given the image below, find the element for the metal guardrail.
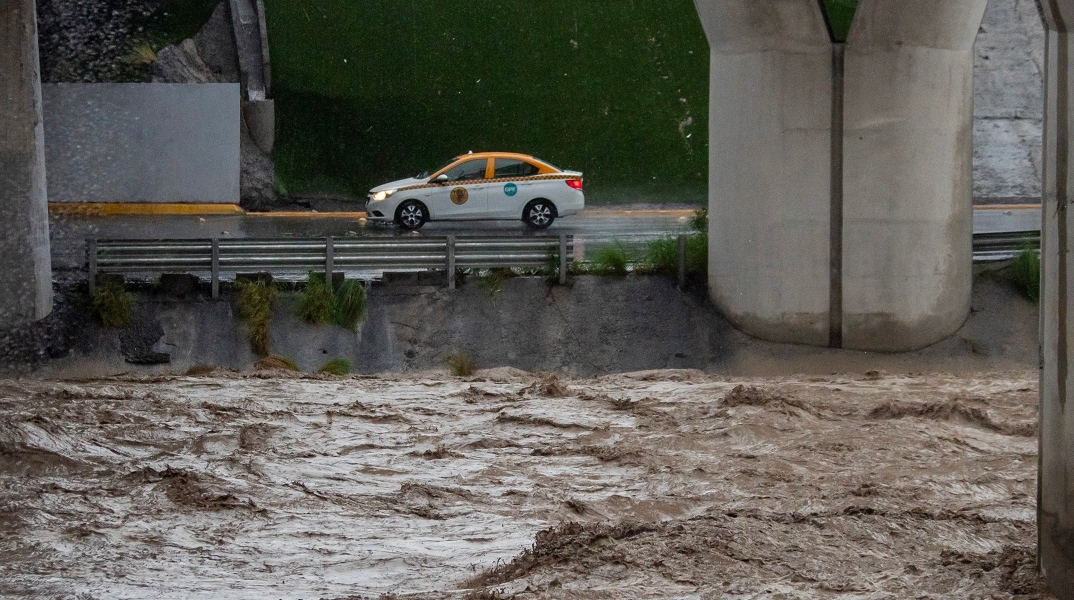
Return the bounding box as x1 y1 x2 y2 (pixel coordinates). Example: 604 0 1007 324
87 230 1039 296
88 235 574 296
972 230 1041 263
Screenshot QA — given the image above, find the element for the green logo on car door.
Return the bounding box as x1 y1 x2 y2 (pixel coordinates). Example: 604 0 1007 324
503 183 518 197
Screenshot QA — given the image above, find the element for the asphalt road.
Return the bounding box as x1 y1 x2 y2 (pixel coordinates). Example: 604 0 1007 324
48 205 1042 272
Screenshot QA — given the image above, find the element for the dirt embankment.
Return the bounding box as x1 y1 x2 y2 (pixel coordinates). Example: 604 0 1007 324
0 368 1052 599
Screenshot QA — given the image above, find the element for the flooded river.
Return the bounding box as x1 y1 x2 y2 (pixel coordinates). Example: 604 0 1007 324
0 368 1052 598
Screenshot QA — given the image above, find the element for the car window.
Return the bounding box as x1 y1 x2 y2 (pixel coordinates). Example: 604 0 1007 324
493 158 540 178
441 159 488 182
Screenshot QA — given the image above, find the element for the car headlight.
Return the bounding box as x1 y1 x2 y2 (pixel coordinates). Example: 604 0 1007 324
371 189 396 202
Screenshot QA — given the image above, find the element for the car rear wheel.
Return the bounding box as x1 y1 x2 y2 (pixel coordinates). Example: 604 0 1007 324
396 200 428 230
523 200 556 229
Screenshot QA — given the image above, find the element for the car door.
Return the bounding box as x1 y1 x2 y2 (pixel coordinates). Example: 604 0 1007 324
489 157 542 218
426 158 490 219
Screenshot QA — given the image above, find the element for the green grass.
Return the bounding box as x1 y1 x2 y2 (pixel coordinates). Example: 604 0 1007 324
236 280 278 357
318 358 352 376
298 274 369 330
1009 248 1041 304
821 0 860 42
590 243 631 276
332 280 368 331
298 272 336 325
91 281 133 328
264 0 709 204
477 268 516 296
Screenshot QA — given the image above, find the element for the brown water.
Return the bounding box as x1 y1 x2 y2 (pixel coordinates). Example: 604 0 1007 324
0 368 1052 599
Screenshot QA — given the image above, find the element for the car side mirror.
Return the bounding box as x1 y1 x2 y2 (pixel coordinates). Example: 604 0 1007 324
433 174 449 183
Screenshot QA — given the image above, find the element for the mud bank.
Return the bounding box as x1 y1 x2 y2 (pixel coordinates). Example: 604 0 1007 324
0 369 1050 598
12 271 1038 379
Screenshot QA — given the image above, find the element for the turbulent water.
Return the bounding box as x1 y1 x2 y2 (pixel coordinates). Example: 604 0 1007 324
0 368 1052 599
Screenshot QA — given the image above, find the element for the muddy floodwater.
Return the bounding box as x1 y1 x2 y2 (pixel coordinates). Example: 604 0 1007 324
0 368 1054 599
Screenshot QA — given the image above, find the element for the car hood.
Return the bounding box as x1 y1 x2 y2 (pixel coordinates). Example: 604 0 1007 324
369 177 427 193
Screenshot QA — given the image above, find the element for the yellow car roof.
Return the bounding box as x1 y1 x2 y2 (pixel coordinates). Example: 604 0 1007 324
455 151 542 162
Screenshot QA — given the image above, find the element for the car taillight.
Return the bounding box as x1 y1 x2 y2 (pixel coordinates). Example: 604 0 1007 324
566 179 583 190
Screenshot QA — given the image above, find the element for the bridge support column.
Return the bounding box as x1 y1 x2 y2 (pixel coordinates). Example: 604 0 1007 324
695 0 985 351
0 0 52 326
1038 2 1074 597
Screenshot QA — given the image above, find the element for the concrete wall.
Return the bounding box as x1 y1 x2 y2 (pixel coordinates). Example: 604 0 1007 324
695 0 986 352
1037 1 1074 597
42 83 240 203
9 272 1037 379
0 0 53 326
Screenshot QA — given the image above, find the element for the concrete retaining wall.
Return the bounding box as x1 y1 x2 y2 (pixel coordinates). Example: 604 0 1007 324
42 83 240 203
7 272 1036 379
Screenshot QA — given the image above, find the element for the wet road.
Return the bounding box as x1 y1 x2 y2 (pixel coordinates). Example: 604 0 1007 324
48 205 1042 272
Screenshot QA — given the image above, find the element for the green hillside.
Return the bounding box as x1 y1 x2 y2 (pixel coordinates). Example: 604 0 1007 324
263 1 710 205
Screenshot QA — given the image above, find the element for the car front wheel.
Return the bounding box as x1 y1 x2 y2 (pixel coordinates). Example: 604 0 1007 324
396 200 428 230
523 200 556 229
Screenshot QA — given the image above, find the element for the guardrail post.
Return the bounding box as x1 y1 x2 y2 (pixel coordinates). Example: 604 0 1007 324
87 238 97 294
446 235 456 289
678 234 687 289
211 238 220 299
559 234 568 285
325 236 335 284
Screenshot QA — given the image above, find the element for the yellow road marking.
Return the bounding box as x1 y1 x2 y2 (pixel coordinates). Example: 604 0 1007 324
973 204 1041 211
49 203 244 216
251 211 368 218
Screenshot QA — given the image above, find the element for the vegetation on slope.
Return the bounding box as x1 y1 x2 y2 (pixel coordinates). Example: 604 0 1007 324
263 0 709 204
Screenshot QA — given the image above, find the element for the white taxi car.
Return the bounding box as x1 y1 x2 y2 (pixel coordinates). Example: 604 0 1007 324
365 152 584 230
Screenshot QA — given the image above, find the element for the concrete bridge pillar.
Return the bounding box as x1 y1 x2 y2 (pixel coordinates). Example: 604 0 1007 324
0 0 52 326
695 0 986 351
1037 1 1074 596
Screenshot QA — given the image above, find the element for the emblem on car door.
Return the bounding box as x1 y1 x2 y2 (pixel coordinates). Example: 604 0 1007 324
503 183 518 196
450 187 469 205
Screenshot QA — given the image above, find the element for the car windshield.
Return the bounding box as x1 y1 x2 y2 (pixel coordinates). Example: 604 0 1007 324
416 158 459 179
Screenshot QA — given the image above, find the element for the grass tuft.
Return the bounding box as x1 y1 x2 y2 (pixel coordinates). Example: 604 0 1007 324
477 268 515 296
318 358 352 376
297 274 368 331
688 207 708 233
1008 247 1041 304
298 272 336 325
91 281 133 328
332 279 368 331
236 279 278 357
590 243 631 276
255 355 299 371
446 351 477 377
